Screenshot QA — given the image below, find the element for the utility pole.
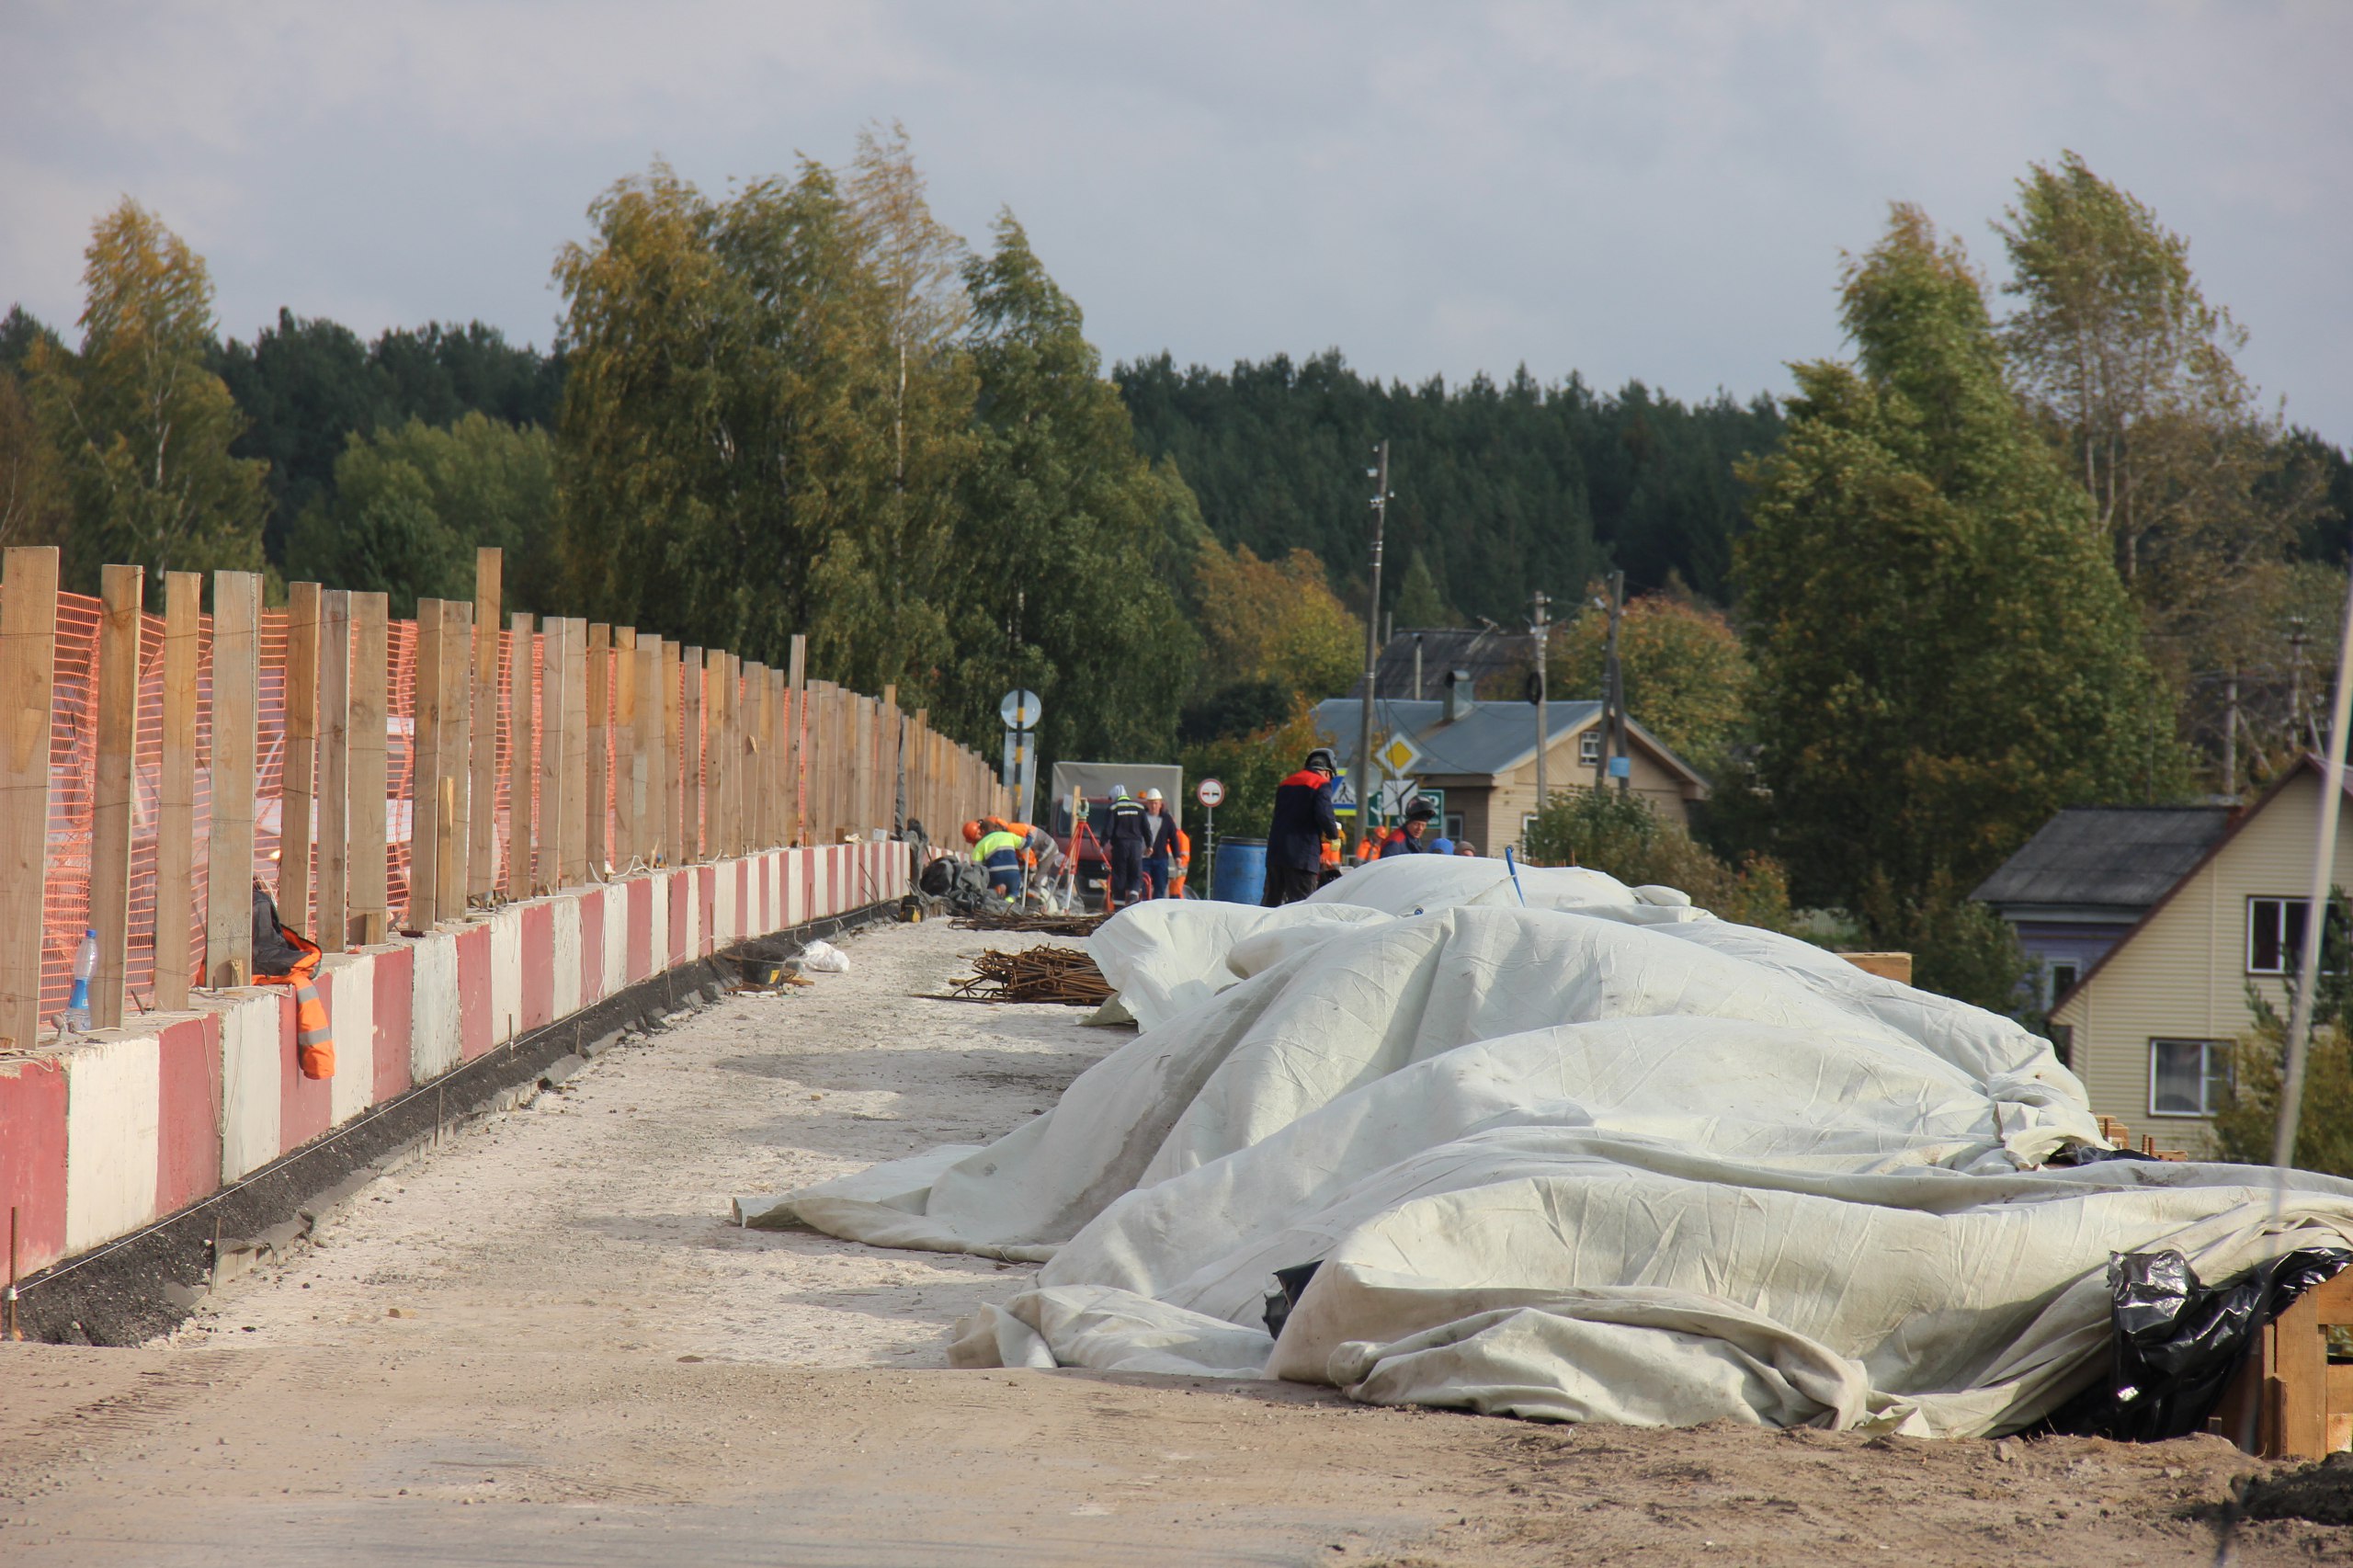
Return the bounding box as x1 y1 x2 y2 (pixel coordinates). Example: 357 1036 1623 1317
2222 666 2239 796
1354 439 1390 856
1531 589 1550 818
1593 570 1624 794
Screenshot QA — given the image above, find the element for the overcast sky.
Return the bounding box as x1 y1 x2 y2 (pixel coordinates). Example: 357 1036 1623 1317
5 1 2347 437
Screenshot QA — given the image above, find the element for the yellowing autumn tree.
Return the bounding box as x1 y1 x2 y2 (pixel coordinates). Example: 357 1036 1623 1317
1548 585 1751 776
26 199 266 587
1193 540 1361 702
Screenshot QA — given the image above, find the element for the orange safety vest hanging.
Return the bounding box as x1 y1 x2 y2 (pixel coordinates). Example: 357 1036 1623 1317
253 883 335 1080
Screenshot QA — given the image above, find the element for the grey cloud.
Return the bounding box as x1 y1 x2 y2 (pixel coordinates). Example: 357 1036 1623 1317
2 0 2346 434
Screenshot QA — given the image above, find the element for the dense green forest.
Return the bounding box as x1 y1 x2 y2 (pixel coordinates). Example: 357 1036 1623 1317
4 135 2349 1012
1117 354 1785 617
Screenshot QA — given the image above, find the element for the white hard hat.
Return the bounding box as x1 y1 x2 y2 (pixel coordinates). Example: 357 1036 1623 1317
1143 788 1164 801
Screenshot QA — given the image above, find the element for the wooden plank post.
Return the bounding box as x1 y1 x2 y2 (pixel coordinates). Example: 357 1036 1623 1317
881 684 900 836
768 667 787 848
746 660 769 850
154 572 200 1007
317 591 350 954
409 599 445 928
89 564 142 1028
280 582 320 941
908 709 928 836
786 636 807 846
681 646 703 860
348 594 390 947
587 623 610 877
707 652 727 858
0 547 59 1048
614 629 638 869
563 618 588 887
470 549 501 905
852 691 870 840
435 599 471 924
537 618 568 894
505 613 534 899
662 640 683 861
204 572 261 988
636 635 662 867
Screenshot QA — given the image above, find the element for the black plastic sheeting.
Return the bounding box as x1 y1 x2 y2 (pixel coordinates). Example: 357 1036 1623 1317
2040 1246 2353 1442
1262 1260 1322 1340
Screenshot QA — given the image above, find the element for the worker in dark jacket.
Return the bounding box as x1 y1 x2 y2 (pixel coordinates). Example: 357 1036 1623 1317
1380 799 1440 857
1139 788 1179 898
1106 786 1150 907
1263 748 1343 906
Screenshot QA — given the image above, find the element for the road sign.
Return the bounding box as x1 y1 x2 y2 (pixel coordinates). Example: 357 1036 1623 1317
999 688 1042 730
1377 733 1421 776
1195 778 1225 808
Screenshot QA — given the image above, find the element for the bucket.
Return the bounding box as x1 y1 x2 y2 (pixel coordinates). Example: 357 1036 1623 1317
1213 837 1267 905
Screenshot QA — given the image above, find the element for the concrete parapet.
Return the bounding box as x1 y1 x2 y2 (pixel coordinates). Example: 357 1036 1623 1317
0 842 907 1287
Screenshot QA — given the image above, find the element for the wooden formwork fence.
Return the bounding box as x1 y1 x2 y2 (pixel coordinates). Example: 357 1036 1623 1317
0 545 1007 1051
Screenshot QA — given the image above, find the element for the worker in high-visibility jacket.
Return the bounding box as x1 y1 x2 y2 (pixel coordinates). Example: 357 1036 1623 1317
251 883 333 1079
972 824 1028 899
1166 828 1192 899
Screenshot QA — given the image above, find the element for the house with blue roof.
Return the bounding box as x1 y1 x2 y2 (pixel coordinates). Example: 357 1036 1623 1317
1311 685 1710 853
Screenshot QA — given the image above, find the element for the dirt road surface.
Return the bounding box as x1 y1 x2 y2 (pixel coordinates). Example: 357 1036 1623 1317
1 918 2344 1564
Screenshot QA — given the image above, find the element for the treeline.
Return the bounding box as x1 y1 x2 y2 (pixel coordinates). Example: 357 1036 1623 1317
7 135 2352 1017
1118 354 1783 619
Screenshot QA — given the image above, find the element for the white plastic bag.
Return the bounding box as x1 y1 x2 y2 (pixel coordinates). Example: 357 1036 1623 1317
799 939 851 974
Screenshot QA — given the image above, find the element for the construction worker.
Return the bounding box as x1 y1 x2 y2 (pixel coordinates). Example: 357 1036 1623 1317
1167 826 1192 898
1106 786 1149 906
1139 788 1178 898
1004 819 1067 881
972 822 1028 899
1265 748 1343 907
1381 799 1441 857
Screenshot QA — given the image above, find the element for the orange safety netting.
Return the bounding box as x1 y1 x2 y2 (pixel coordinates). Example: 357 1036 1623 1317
35 596 912 1029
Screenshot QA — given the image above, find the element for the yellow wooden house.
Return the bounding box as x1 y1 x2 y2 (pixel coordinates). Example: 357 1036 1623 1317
2049 756 2353 1149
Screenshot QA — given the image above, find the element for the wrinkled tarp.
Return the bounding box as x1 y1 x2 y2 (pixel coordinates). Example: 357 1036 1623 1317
733 858 2353 1437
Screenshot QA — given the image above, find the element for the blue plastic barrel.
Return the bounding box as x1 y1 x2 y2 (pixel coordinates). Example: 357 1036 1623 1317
1214 837 1267 905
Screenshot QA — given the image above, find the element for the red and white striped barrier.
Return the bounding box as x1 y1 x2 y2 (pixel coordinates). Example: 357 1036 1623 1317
0 842 907 1281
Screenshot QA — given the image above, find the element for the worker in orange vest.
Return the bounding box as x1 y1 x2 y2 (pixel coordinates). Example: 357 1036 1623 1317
1165 827 1192 898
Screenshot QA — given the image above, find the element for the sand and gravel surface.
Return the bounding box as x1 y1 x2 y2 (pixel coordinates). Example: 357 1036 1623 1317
2 916 2348 1564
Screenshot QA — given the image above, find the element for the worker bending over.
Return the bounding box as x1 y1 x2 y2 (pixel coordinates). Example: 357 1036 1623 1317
972 823 1028 899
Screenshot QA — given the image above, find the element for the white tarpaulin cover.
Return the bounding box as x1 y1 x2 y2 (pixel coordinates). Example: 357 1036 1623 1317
733 858 2353 1436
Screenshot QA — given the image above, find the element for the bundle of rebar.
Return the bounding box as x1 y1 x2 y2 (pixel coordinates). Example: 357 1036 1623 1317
950 946 1113 1006
954 910 1105 937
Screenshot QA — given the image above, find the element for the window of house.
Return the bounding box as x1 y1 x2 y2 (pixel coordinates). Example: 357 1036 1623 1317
2149 1039 2232 1118
2047 960 2079 1006
1521 812 1539 848
1578 731 1600 764
1445 813 1464 842
2248 897 2347 974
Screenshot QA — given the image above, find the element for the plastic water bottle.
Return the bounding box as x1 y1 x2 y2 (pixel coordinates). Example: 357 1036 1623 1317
64 928 97 1034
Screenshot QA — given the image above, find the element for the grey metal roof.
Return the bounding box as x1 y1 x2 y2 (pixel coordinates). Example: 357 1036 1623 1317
1971 806 2234 912
1313 696 1606 780
1347 627 1536 702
